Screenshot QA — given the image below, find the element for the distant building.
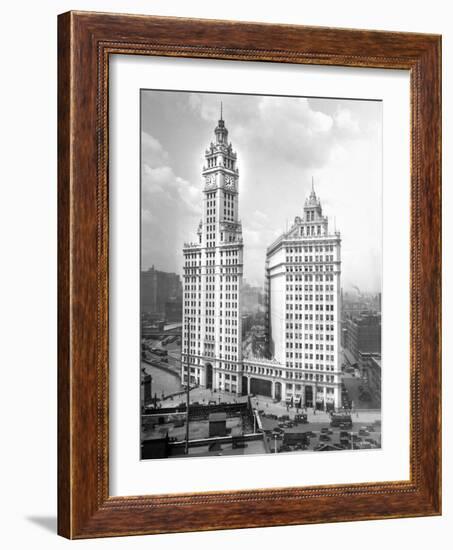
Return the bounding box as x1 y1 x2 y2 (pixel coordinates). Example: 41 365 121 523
165 297 183 322
141 266 182 317
359 353 381 407
242 313 253 337
242 281 264 313
344 313 381 361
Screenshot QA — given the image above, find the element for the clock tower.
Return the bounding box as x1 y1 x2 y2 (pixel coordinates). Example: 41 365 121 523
201 106 241 247
182 106 244 395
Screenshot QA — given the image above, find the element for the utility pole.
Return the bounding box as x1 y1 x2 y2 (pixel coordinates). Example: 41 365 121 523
185 317 191 455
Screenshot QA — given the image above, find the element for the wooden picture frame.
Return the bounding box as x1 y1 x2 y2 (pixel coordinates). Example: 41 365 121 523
58 11 441 539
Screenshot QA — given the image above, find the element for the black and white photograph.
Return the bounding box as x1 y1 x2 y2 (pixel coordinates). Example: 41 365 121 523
140 90 382 460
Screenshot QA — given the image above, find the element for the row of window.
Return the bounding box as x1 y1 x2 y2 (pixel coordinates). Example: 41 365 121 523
286 284 335 291
286 255 335 263
286 364 336 373
286 294 335 302
287 245 335 253
286 350 336 362
285 315 334 327
284 321 336 330
286 264 335 273
284 314 335 323
284 342 335 351
285 274 335 282
283 329 335 342
286 302 334 312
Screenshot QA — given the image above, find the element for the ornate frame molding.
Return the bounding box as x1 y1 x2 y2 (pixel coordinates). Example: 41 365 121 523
58 11 441 538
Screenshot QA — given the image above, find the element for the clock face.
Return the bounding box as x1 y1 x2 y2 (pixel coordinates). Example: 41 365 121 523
205 174 215 187
224 175 235 188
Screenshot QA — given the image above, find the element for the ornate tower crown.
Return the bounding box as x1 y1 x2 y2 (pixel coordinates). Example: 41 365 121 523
305 178 321 208
214 102 228 144
302 177 325 225
202 103 239 193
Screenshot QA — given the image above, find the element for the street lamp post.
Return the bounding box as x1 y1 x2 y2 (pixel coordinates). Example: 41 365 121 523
274 434 278 453
351 430 354 451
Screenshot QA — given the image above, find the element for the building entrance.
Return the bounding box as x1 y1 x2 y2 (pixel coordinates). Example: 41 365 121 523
250 378 272 398
305 385 313 408
206 363 213 389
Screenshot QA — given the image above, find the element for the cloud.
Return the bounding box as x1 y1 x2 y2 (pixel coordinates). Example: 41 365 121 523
142 132 169 167
188 93 362 172
141 131 201 272
334 108 360 134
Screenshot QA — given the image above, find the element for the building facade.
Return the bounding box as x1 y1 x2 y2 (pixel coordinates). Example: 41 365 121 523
265 186 342 409
181 112 243 394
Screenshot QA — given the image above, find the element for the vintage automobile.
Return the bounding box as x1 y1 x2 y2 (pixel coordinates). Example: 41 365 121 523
330 413 353 428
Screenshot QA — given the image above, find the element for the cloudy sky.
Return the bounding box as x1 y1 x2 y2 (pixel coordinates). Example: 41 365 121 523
141 90 382 293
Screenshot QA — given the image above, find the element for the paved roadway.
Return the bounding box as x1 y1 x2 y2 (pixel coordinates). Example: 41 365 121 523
342 375 380 409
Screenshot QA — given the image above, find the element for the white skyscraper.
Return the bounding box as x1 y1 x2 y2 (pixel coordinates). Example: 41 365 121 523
265 184 342 409
182 109 243 395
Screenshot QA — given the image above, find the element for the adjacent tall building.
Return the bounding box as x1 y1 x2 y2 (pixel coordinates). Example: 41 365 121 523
181 110 243 393
265 184 342 409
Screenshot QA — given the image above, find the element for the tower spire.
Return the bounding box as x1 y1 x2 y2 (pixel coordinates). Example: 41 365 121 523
220 101 223 121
